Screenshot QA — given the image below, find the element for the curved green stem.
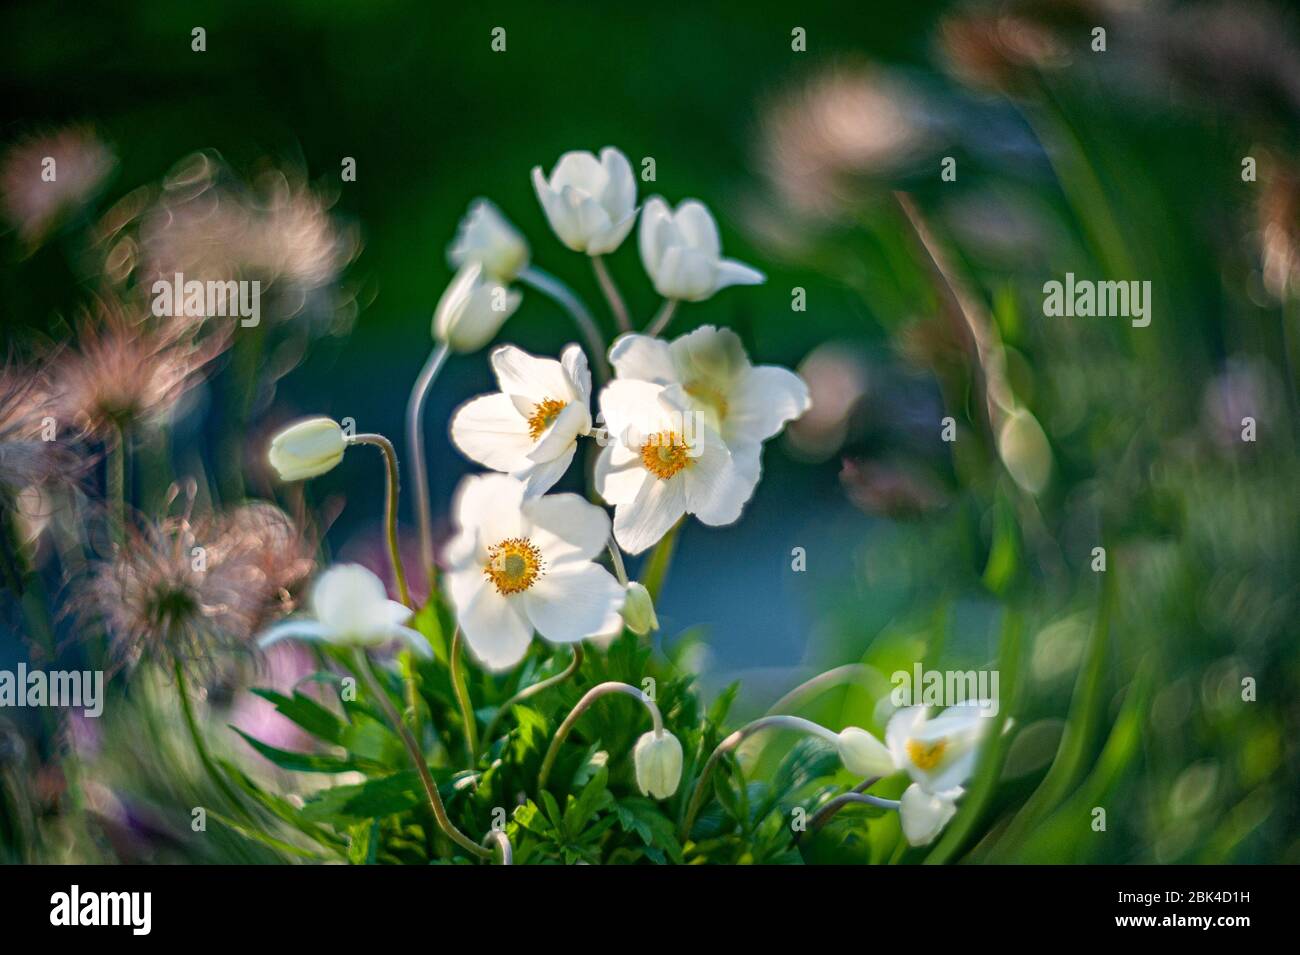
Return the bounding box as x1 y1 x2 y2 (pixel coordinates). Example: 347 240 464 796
538 680 661 791
800 777 889 841
518 266 610 385
449 627 479 762
173 659 253 824
347 433 411 607
482 644 583 745
606 537 629 586
678 715 838 842
352 649 492 860
591 255 631 332
405 342 449 592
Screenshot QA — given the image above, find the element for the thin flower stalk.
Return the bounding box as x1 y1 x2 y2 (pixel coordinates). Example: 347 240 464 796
346 433 411 606
679 714 840 841
174 658 254 825
483 829 513 865
351 648 492 860
644 298 678 337
481 645 584 745
538 680 662 790
517 265 610 385
449 627 479 761
405 341 450 589
591 255 631 332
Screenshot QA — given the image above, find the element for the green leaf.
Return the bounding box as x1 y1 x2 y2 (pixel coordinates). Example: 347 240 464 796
564 765 610 835
614 797 684 864
233 728 360 773
249 688 347 745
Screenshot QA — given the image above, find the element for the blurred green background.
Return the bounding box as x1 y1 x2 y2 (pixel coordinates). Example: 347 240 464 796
2 0 1297 863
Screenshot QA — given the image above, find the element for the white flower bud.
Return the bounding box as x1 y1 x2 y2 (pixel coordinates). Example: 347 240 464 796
433 262 522 354
633 729 682 799
836 726 895 778
449 199 529 282
620 581 658 635
268 417 346 481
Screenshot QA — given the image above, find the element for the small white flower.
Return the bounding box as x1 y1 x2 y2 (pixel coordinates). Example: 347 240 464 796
620 581 658 635
448 198 530 282
609 325 811 473
633 729 683 799
443 474 625 671
531 147 637 255
257 564 429 656
885 700 995 795
449 344 592 498
836 726 895 778
899 784 961 847
433 262 522 354
268 417 346 481
594 379 759 555
638 197 764 302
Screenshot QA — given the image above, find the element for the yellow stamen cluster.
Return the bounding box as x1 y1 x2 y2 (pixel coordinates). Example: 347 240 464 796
483 537 544 595
527 398 568 441
906 738 948 771
640 431 693 480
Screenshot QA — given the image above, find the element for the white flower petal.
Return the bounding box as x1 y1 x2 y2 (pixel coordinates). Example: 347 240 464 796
550 151 608 195
711 257 766 294
900 783 959 847
613 473 686 554
311 565 391 637
523 492 611 565
598 146 636 221
638 196 673 278
449 393 533 472
516 443 577 498
725 364 812 444
527 400 590 463
389 625 433 658
490 344 573 403
451 473 525 556
672 200 721 258
456 578 535 672
594 442 649 505
684 438 757 526
560 343 592 404
524 562 625 643
257 618 330 649
654 245 718 301
609 333 678 385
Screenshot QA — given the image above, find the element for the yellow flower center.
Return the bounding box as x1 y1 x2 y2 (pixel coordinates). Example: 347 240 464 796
526 398 568 441
483 537 544 595
906 738 948 771
685 381 729 422
640 431 693 480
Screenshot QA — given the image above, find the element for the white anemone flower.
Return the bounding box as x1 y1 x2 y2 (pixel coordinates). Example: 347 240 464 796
886 700 995 846
433 262 523 354
449 343 592 498
443 474 625 671
594 379 759 555
638 197 764 302
257 564 430 657
531 147 638 255
448 198 529 283
608 326 811 471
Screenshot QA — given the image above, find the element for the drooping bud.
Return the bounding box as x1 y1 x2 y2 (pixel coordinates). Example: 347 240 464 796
268 417 346 481
620 581 659 635
633 729 683 799
836 726 895 778
433 262 522 354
